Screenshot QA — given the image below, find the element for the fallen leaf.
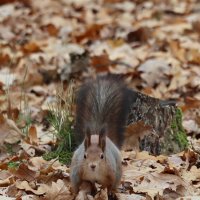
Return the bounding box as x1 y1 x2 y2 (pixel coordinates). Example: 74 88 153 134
0 53 10 65
169 40 186 63
9 163 39 182
0 68 16 87
0 170 13 186
15 180 45 195
41 24 59 37
139 59 170 87
183 120 200 134
0 4 14 21
127 27 152 43
0 114 22 146
28 126 38 145
74 24 104 43
22 42 41 54
41 179 72 200
187 49 200 65
91 53 111 72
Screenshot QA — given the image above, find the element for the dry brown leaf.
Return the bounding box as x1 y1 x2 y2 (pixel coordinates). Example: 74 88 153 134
187 49 200 65
167 154 185 170
107 39 125 48
139 59 170 87
74 24 104 43
0 70 16 87
169 40 186 63
0 0 30 6
6 184 19 198
183 119 200 134
19 142 37 157
0 114 23 146
28 157 49 172
162 166 180 176
0 0 200 199
177 197 200 200
75 191 93 200
0 53 10 65
181 97 200 112
41 179 72 200
22 42 41 54
29 86 48 96
0 170 13 186
136 151 167 163
181 149 198 169
127 27 152 43
28 126 38 145
91 54 111 72
9 163 39 182
168 69 190 91
192 20 200 35
182 165 200 183
15 180 46 195
122 150 195 199
119 193 146 200
93 188 108 200
135 172 192 198
41 24 59 37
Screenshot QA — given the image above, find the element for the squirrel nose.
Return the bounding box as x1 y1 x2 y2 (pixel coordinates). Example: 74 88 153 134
90 164 96 170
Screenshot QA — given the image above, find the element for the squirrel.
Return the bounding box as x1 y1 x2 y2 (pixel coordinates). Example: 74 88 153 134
70 75 132 199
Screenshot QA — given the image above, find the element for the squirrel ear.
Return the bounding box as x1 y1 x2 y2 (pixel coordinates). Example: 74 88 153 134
84 127 91 149
99 126 107 151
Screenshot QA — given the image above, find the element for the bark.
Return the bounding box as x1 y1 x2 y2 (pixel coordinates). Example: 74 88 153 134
125 90 188 155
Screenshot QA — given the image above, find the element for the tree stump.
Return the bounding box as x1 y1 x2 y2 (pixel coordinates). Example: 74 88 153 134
124 90 188 155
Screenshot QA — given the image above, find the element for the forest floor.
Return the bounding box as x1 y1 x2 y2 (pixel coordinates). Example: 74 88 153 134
0 0 200 199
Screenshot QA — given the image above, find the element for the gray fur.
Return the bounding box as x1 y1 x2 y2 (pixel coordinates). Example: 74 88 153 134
75 75 131 147
71 75 128 194
104 137 122 188
70 143 85 193
70 137 122 192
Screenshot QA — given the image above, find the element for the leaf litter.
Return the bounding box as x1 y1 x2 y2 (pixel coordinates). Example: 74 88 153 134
0 0 200 199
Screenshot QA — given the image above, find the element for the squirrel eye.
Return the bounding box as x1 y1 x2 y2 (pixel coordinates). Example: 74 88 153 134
84 154 87 159
100 153 104 159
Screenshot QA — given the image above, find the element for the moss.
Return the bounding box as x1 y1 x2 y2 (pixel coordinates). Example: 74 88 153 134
160 108 188 155
8 161 20 169
58 151 73 164
171 108 188 149
43 149 73 165
43 151 58 161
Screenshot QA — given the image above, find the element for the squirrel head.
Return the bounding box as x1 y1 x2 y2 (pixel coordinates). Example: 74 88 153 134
83 127 107 172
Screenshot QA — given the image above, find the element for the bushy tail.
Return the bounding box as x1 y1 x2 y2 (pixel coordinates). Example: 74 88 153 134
74 75 133 148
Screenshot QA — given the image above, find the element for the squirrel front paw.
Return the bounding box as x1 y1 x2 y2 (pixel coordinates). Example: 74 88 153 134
108 192 118 200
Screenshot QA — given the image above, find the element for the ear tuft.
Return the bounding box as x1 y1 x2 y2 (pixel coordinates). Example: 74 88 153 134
99 125 107 151
84 127 91 149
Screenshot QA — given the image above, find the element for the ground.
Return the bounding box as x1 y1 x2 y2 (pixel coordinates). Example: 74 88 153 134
0 0 200 199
